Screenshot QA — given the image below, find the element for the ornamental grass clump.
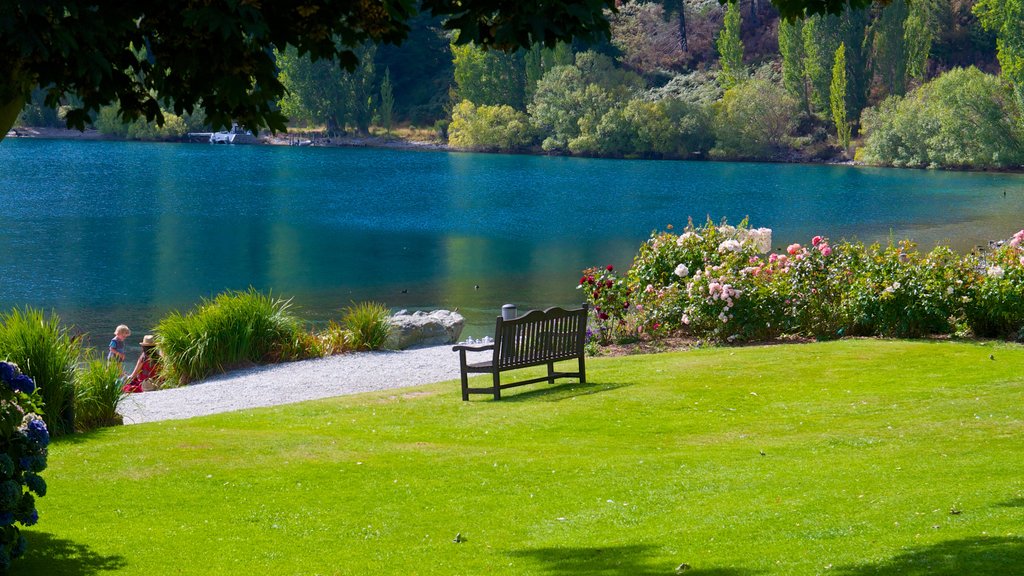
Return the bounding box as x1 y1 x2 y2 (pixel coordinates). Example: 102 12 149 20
0 362 48 574
73 354 126 431
156 289 306 384
0 308 79 437
342 302 392 351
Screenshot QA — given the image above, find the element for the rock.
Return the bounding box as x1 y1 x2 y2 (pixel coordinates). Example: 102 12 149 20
387 309 465 350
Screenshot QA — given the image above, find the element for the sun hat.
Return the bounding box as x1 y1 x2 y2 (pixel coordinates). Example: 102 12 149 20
140 335 158 347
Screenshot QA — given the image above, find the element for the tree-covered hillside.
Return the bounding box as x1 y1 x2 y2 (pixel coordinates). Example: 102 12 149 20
14 0 1022 169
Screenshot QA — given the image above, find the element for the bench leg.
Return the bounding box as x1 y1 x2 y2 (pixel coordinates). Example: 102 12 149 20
578 355 586 385
492 372 501 401
547 362 555 384
461 370 470 401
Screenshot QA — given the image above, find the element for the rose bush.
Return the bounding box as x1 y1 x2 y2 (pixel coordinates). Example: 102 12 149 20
0 361 48 573
580 221 1024 345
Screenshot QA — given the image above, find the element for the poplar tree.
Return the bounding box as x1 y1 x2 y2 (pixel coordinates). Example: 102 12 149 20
716 1 745 90
779 18 811 115
974 0 1024 115
831 42 851 150
379 68 394 135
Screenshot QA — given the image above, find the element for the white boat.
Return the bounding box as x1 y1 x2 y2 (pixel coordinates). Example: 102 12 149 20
209 123 258 144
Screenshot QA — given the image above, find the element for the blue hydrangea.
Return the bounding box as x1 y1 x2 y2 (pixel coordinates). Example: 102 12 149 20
0 481 20 510
0 512 12 526
0 362 13 385
9 374 34 395
0 455 12 479
17 508 37 527
22 417 48 448
24 474 45 498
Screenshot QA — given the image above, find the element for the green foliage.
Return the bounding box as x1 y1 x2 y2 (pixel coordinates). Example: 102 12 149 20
645 70 723 105
0 308 79 437
156 289 310 385
871 0 910 97
95 105 188 140
342 302 392 351
715 0 745 90
579 265 634 343
447 100 534 151
528 51 642 153
859 67 1024 168
0 361 48 573
379 68 395 135
1 1 617 138
965 231 1024 339
320 321 354 356
830 42 851 149
277 44 377 134
451 43 526 110
974 0 1024 113
713 79 797 158
73 355 126 431
779 18 811 115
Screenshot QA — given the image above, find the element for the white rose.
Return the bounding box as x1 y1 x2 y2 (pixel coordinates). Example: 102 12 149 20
988 265 1005 279
674 263 689 278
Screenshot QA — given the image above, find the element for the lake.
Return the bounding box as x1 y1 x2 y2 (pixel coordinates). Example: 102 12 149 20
2 138 1023 351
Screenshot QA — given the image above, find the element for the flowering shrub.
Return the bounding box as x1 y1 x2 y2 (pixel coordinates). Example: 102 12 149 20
966 231 1024 339
580 222 1024 345
0 362 48 573
579 265 634 343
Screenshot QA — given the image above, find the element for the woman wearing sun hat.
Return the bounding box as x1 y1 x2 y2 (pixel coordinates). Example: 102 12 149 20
123 335 162 393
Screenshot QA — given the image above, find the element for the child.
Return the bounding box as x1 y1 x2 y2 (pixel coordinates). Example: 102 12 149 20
108 325 130 363
124 335 161 393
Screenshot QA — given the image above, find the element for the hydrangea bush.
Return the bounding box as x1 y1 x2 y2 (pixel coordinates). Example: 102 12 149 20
0 362 47 573
581 220 1024 345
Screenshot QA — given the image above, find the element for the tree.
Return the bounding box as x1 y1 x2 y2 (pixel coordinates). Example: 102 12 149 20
716 0 745 90
447 100 533 151
904 1 935 81
713 79 798 157
609 1 684 76
276 44 377 135
831 43 851 150
380 68 395 135
871 0 910 97
974 0 1024 114
452 43 526 110
859 67 1024 168
779 18 812 115
0 0 885 141
0 0 619 140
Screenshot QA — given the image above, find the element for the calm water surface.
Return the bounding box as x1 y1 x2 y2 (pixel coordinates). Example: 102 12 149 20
2 139 1023 351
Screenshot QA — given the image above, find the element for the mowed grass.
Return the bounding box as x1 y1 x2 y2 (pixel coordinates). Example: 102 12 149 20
21 340 1024 575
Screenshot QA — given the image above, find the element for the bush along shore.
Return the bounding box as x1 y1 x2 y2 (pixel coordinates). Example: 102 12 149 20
0 292 395 438
580 220 1024 347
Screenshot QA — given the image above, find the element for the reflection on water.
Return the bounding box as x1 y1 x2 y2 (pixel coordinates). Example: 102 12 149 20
2 139 1023 352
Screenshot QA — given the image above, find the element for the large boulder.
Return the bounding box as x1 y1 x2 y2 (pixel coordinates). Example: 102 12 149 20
387 309 465 349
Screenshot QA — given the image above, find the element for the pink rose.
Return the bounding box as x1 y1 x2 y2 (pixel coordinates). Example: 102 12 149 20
820 244 832 257
812 236 823 246
787 243 802 255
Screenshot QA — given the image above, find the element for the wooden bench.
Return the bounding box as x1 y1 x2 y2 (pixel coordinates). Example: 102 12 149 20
452 304 589 400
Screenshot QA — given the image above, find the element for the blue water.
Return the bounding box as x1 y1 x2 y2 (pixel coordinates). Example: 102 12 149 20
2 139 1023 350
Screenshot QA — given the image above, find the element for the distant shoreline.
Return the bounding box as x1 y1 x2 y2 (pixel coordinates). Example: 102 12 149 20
8 126 1024 174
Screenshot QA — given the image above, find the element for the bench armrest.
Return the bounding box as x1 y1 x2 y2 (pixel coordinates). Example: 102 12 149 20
452 343 495 353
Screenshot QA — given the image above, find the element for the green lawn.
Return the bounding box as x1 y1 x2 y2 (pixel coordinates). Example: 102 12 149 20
21 340 1024 575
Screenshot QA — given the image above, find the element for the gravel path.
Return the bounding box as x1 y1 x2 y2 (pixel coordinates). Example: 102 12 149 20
117 345 468 424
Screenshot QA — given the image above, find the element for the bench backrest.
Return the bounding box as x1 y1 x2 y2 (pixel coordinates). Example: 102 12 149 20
492 305 589 370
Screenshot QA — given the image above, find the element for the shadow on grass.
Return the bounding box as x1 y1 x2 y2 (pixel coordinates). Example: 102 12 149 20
501 381 634 403
507 544 758 575
834 536 1024 575
16 531 126 575
995 497 1024 508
